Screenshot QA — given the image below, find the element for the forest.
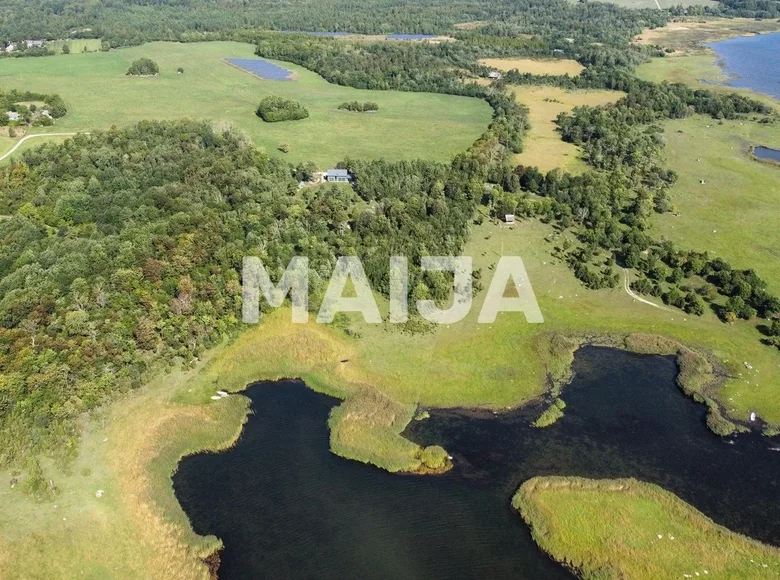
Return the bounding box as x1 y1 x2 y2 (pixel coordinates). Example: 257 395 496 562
0 75 528 464
0 0 773 50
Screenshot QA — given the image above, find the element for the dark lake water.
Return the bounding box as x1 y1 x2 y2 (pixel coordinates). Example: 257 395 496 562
754 146 780 163
173 347 780 579
708 32 780 99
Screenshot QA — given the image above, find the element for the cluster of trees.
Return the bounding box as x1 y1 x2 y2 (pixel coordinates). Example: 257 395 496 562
0 89 66 119
126 57 159 76
491 67 779 346
256 96 309 122
338 101 379 112
0 89 66 129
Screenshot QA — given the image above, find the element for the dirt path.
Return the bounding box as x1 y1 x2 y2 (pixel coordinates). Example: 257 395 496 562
623 269 672 312
0 132 82 162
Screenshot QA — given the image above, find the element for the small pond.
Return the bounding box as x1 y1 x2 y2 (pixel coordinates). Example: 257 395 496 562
754 146 780 163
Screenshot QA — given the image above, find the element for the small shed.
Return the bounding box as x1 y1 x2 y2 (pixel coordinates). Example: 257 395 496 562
488 71 502 80
504 214 515 224
325 168 351 183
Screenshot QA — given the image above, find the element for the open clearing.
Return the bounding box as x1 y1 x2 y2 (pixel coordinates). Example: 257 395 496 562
479 57 583 76
653 115 780 302
0 41 491 166
508 85 623 172
516 477 780 579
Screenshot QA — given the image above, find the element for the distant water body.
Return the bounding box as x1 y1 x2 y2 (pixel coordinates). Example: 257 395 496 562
708 32 780 99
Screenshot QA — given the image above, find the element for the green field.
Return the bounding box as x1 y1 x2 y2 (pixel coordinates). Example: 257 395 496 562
654 115 780 291
0 41 491 166
47 38 103 54
515 477 780 579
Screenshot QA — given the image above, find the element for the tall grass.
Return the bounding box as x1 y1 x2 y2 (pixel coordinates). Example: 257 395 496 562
515 476 780 579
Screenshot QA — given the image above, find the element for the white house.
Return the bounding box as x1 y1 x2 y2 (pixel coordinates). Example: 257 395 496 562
6 111 20 121
325 168 351 183
504 214 515 224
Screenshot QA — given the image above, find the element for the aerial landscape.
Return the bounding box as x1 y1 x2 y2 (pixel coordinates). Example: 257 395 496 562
0 0 778 578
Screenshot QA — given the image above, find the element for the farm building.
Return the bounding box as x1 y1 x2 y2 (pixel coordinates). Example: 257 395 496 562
489 71 502 80
6 111 20 121
25 40 45 49
504 214 515 224
325 169 351 183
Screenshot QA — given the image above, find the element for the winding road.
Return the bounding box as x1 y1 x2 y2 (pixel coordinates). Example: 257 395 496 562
623 268 672 311
0 132 83 162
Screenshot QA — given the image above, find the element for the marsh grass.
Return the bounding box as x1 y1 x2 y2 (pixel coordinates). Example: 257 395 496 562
515 476 780 579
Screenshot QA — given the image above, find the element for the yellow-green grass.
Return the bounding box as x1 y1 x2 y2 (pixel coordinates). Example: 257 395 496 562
479 57 583 76
514 476 780 579
633 18 780 52
0 41 491 167
508 85 623 172
0 348 250 580
47 38 103 54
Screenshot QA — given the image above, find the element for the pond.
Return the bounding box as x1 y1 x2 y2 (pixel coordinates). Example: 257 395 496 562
754 146 780 163
173 347 780 579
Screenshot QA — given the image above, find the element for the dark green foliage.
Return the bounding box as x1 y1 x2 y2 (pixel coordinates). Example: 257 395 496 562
256 96 309 122
338 101 379 112
126 57 159 76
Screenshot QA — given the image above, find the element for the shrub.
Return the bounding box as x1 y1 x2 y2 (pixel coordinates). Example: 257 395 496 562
256 96 309 122
126 58 160 76
338 101 379 112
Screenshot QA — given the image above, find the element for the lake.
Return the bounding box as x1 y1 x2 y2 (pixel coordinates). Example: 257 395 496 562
708 32 780 99
754 146 780 163
174 347 780 579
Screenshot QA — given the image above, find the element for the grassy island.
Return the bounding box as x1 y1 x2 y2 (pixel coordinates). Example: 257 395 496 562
514 476 780 579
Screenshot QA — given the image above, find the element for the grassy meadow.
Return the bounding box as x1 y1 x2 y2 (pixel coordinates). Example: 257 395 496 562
479 57 584 76
515 476 780 579
0 41 491 166
653 115 780 291
507 85 623 172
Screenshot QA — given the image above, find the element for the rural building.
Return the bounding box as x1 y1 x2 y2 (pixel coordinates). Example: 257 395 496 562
488 71 502 80
325 168 351 183
504 214 515 224
4 42 16 52
6 111 20 121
